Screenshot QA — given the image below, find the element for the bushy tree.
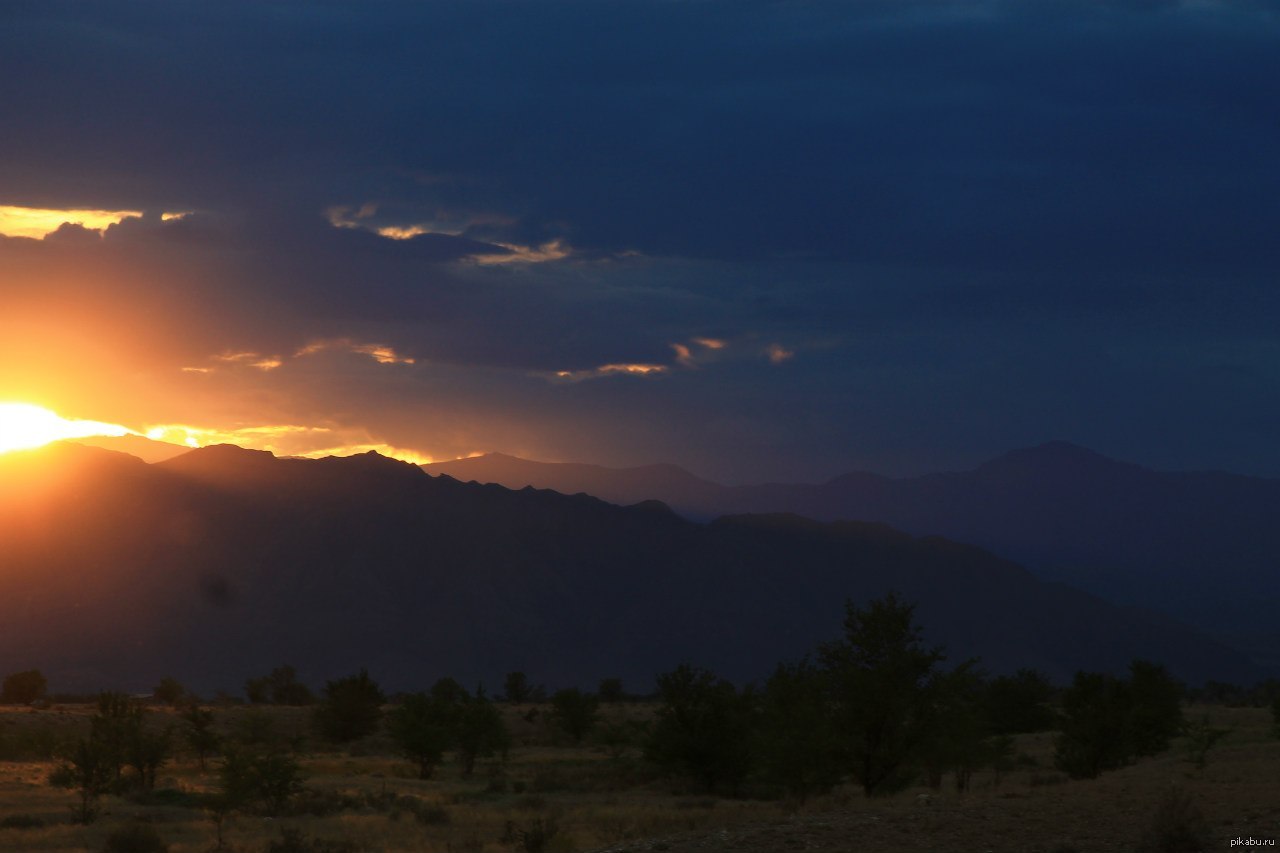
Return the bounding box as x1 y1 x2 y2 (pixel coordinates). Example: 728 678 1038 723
313 669 385 743
55 736 112 823
454 690 510 776
819 592 946 796
2 669 47 705
267 665 315 706
1055 661 1184 780
598 678 626 703
753 659 842 801
921 655 998 788
51 692 169 820
503 671 532 705
550 688 599 743
645 664 753 794
985 669 1056 735
182 706 221 771
245 665 314 706
153 676 186 707
386 692 456 779
1128 660 1183 757
1054 671 1134 778
218 747 305 816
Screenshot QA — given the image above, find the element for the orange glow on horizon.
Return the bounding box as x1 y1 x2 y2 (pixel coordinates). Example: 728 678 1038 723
0 404 441 469
0 402 131 453
142 422 435 465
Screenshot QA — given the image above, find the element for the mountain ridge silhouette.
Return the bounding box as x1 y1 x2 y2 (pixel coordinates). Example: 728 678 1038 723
425 442 1280 669
0 441 1262 694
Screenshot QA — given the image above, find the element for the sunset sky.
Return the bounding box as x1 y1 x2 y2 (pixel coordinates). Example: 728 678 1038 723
2 1 1278 482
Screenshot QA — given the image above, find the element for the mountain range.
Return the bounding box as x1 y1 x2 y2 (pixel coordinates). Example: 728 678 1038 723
425 443 1280 670
0 441 1262 695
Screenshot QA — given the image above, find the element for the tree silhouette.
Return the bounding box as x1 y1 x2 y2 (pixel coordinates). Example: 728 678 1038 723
818 592 946 796
1 669 47 705
645 664 752 794
387 692 456 779
314 669 385 743
550 688 599 743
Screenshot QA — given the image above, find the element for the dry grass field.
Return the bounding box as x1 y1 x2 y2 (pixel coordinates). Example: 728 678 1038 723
0 701 1276 853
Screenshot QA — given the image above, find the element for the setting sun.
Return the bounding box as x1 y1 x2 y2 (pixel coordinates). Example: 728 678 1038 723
0 402 131 454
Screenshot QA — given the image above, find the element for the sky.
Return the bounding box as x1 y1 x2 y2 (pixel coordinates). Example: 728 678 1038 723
1 0 1278 483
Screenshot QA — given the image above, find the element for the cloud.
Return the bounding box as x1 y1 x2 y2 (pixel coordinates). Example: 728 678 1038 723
764 344 795 365
547 363 670 383
295 339 416 366
0 205 142 239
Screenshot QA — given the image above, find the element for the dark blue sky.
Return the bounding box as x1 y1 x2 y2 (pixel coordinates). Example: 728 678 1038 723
1 1 1278 481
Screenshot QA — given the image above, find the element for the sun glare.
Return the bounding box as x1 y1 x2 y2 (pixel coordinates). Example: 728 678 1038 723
0 403 131 454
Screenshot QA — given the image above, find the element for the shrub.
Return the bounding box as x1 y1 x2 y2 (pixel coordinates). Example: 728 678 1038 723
1135 787 1209 853
102 821 169 853
1 669 48 704
985 669 1056 734
182 705 221 770
503 672 533 704
550 688 599 743
0 814 45 829
503 817 560 853
314 669 385 743
1054 672 1133 779
153 677 185 706
645 664 753 795
266 827 362 853
598 678 626 703
753 659 841 801
454 692 510 776
219 747 306 815
1128 660 1184 757
387 692 457 779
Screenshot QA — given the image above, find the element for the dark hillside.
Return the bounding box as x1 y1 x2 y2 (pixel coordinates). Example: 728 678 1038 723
0 442 1259 694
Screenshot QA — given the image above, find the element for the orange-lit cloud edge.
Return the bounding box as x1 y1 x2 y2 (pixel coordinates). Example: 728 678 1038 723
0 402 457 466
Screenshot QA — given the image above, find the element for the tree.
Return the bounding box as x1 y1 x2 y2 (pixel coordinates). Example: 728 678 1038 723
1054 671 1134 779
453 691 510 776
313 669 385 743
182 706 221 771
918 663 997 792
645 664 753 794
818 592 946 796
153 676 186 707
753 659 842 801
267 665 315 706
2 669 47 705
54 736 112 823
550 688 599 743
387 692 456 779
598 678 626 703
503 671 532 705
244 676 270 705
985 669 1056 735
1054 661 1184 780
1128 660 1183 757
245 665 314 705
218 747 305 816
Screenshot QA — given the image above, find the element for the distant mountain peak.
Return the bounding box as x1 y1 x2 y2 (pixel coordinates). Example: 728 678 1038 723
973 441 1138 479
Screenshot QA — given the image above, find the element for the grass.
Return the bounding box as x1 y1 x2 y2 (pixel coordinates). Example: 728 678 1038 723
0 701 1276 852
